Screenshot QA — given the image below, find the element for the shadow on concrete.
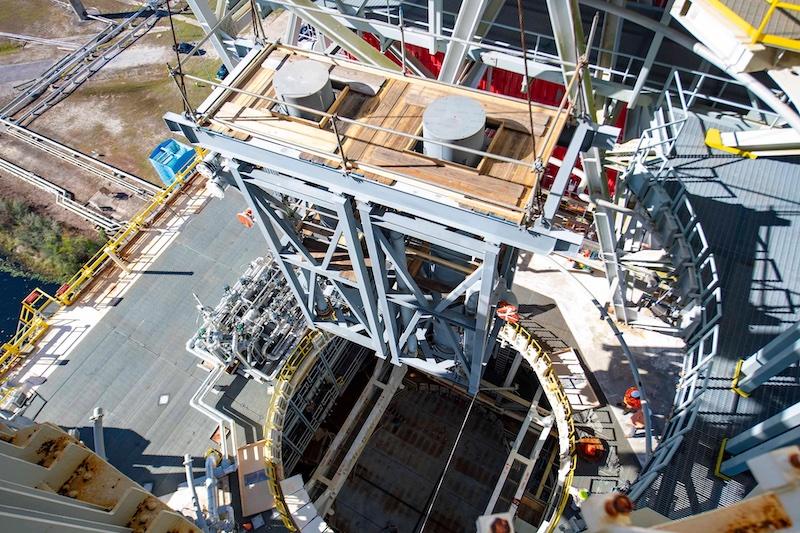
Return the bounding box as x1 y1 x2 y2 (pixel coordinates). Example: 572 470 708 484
216 374 264 444
141 270 195 276
70 425 207 497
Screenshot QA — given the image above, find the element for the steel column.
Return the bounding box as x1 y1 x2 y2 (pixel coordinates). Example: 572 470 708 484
185 0 239 70
545 0 594 117
427 0 443 54
469 245 499 394
542 122 593 222
230 168 314 324
359 203 402 365
437 0 491 84
338 198 387 358
738 323 800 394
628 0 675 109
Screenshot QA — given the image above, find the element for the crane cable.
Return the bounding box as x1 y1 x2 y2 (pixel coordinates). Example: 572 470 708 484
165 0 193 115
418 392 478 532
515 0 545 224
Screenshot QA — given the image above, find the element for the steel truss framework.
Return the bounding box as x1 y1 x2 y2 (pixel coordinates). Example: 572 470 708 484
165 112 584 392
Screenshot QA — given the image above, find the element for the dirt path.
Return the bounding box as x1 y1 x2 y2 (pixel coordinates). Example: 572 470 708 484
0 0 216 237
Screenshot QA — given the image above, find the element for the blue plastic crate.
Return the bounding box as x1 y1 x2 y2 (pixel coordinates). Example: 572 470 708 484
148 139 195 186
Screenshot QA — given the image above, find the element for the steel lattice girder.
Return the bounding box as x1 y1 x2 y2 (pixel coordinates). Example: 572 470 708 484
233 163 503 393
164 112 583 392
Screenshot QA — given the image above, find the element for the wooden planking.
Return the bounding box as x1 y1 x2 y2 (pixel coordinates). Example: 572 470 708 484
286 45 559 119
217 107 339 153
483 129 537 187
364 100 422 152
205 46 572 223
341 79 407 161
358 161 525 222
367 146 525 208
387 104 424 150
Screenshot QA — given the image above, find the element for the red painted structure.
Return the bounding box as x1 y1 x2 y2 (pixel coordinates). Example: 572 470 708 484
357 34 625 195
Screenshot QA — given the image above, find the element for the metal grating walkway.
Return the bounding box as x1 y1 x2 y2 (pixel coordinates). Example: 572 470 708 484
719 0 800 40
636 112 800 518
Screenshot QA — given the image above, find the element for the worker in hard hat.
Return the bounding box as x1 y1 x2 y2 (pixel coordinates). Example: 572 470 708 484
620 386 641 413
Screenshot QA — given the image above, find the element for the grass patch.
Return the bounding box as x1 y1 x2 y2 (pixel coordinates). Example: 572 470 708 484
171 19 207 43
0 199 104 283
0 40 21 55
61 57 219 183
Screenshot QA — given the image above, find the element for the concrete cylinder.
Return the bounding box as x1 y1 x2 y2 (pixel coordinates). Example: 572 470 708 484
273 59 334 121
422 95 486 167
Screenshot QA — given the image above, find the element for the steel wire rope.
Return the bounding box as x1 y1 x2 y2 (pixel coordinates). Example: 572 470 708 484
166 0 193 115
417 392 478 533
514 0 544 223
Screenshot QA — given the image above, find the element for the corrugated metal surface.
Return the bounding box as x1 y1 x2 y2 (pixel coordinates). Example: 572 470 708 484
637 112 800 518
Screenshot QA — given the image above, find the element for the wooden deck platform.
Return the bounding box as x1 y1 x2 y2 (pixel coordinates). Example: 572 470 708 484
200 45 569 224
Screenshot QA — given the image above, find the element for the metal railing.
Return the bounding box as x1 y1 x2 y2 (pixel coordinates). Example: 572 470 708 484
0 149 204 385
705 0 800 51
264 0 788 126
623 71 690 176
56 149 206 305
620 141 723 503
0 290 60 381
498 322 576 533
263 328 330 532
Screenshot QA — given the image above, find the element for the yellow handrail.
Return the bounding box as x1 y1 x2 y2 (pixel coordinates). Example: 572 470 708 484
262 329 329 532
0 149 205 387
501 322 577 533
753 1 800 45
57 148 207 305
705 0 800 52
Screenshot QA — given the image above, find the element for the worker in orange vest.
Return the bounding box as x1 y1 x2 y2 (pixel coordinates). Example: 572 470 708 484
621 386 641 413
496 301 520 324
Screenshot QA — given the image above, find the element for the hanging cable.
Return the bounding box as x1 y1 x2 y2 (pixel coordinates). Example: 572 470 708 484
515 0 545 223
250 0 266 43
515 0 537 160
165 0 191 115
418 392 478 533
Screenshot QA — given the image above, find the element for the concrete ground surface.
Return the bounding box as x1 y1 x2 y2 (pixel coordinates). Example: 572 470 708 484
21 187 267 496
514 252 685 464
510 291 642 485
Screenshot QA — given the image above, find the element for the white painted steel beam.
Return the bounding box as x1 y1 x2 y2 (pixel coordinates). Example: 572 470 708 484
427 0 443 54
438 0 503 84
479 51 650 104
185 0 239 70
277 0 399 70
484 387 549 514
578 0 800 132
314 364 406 515
769 68 800 113
628 0 675 109
720 127 800 154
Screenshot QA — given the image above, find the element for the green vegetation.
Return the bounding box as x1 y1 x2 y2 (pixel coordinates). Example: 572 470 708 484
0 200 104 283
0 40 21 55
171 19 206 43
